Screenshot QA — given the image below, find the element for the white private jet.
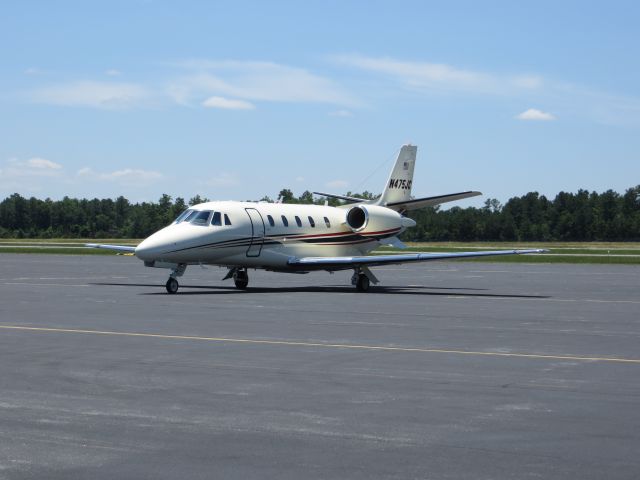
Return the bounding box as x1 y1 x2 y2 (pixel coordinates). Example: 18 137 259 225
87 145 544 293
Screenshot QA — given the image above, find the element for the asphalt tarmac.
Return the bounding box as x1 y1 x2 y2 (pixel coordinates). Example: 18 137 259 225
1 254 639 479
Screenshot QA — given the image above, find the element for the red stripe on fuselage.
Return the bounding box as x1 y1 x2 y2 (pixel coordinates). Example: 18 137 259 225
272 227 400 241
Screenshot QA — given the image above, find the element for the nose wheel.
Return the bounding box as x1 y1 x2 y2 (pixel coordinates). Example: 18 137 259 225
164 264 186 294
165 277 179 294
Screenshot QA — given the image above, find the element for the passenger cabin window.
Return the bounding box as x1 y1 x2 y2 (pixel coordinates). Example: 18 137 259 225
174 209 192 223
192 210 212 225
224 214 232 226
281 215 289 227
267 215 275 227
211 211 222 226
324 217 331 228
295 216 302 227
308 216 315 227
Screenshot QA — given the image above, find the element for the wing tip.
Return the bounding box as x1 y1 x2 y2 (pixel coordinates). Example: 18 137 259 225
84 243 137 253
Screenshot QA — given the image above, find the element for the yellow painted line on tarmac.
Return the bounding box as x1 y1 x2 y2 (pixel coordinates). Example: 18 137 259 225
1 324 639 364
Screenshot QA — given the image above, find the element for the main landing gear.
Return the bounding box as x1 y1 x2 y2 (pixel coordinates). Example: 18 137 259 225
165 264 187 294
351 267 379 292
221 267 250 290
233 268 249 290
355 274 370 292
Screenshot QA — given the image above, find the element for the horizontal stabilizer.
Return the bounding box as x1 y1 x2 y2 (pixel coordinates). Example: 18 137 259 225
385 191 482 211
312 192 373 204
85 243 137 253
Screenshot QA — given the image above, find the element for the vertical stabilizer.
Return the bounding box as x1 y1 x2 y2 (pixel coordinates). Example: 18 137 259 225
377 144 417 206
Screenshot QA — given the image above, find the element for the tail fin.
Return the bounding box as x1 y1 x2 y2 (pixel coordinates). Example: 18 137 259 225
377 144 417 206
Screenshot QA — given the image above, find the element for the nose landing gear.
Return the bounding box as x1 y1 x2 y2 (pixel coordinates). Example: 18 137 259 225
165 264 187 294
165 277 179 294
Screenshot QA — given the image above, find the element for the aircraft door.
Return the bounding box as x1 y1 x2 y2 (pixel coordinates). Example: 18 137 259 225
245 208 265 257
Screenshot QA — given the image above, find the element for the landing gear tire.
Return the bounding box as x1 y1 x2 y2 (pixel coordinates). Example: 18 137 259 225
355 274 370 292
165 277 179 294
233 270 249 290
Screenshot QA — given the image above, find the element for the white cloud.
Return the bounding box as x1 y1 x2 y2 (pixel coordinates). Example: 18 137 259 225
326 179 349 189
330 54 640 125
30 81 149 109
24 67 44 75
512 75 544 89
515 108 556 121
332 54 548 96
24 59 357 112
0 157 63 178
199 172 239 187
328 109 353 117
17 57 640 127
24 60 358 112
202 96 255 110
0 157 65 197
333 54 497 93
168 60 358 107
26 157 62 169
77 167 162 185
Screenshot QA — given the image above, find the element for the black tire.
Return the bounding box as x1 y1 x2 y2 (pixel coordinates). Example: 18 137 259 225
165 277 179 294
355 274 370 292
234 278 248 289
233 270 249 290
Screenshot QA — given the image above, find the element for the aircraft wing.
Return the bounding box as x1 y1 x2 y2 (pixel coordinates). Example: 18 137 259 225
385 191 482 211
85 243 137 253
288 249 546 270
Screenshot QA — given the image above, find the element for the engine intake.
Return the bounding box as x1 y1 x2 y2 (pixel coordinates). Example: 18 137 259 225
346 206 369 232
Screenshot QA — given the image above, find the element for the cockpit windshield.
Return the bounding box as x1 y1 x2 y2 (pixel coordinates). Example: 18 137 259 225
190 210 212 225
174 209 193 224
182 210 200 224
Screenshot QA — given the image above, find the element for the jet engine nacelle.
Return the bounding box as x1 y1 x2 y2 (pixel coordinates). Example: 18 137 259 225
345 205 414 234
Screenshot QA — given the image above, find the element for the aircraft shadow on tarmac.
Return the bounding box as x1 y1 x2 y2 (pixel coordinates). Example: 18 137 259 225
90 282 549 299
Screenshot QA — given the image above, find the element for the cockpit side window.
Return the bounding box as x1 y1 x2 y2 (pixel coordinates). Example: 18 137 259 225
211 211 222 226
174 209 192 224
191 210 212 225
224 214 232 226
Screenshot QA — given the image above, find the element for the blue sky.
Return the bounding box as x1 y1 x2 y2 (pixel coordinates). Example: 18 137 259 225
1 0 639 206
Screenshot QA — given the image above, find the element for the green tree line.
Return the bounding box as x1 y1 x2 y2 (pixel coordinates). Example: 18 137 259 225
1 186 639 241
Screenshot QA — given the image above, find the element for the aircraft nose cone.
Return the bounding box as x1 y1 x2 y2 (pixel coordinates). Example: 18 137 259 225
134 238 153 261
135 232 168 261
